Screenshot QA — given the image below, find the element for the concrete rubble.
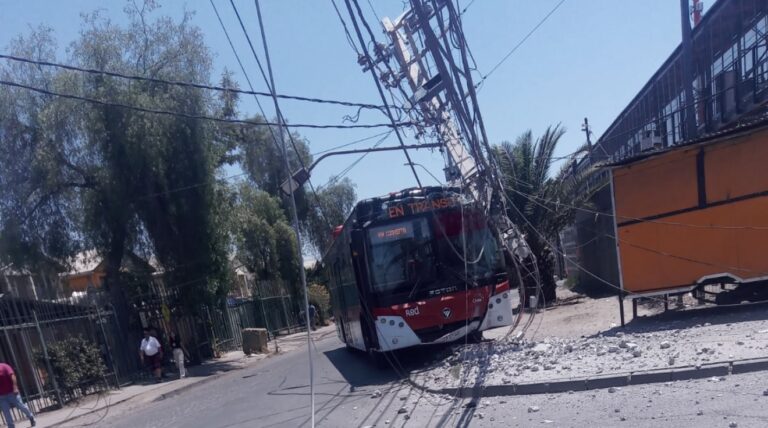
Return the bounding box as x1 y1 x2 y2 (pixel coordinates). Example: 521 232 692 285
416 319 768 388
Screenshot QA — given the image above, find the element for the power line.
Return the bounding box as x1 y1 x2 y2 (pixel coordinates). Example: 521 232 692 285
509 185 768 276
0 53 400 113
345 0 423 187
213 0 334 243
0 79 409 130
253 1 315 425
459 0 479 16
330 0 361 54
503 175 768 231
322 130 392 187
227 0 335 232
476 0 566 88
310 130 392 156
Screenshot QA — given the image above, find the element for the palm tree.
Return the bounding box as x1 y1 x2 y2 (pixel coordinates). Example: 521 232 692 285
494 124 591 304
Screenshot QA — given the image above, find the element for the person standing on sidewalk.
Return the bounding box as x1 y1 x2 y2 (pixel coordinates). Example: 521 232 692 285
168 331 189 379
139 328 163 382
0 362 35 427
308 304 317 331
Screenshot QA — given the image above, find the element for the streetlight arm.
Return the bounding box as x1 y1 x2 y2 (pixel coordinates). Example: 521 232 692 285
307 143 442 174
281 143 442 195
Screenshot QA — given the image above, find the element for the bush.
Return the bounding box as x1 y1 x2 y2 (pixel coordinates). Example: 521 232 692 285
308 284 331 325
38 336 107 399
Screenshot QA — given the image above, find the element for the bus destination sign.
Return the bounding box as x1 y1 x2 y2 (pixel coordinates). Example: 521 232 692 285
387 197 458 218
369 223 414 244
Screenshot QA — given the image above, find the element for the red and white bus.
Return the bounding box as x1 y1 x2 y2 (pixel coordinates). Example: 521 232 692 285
324 186 514 358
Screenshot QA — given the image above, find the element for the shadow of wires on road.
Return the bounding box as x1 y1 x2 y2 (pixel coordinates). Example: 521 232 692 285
596 298 768 338
432 342 497 428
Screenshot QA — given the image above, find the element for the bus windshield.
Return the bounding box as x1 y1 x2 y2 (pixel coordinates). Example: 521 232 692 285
433 209 502 281
366 207 502 296
367 218 435 293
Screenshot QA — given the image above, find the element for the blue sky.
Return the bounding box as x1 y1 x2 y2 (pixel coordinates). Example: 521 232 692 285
0 0 712 200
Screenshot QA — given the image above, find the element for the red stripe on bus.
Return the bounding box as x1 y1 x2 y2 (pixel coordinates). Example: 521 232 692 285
371 284 500 331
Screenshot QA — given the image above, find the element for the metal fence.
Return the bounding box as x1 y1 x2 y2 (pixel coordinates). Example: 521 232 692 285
0 297 124 425
0 273 307 426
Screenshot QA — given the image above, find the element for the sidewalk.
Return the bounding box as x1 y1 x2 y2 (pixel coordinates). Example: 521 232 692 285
410 295 768 397
33 325 336 427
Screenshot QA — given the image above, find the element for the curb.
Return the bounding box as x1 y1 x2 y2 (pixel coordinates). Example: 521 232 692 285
409 357 768 397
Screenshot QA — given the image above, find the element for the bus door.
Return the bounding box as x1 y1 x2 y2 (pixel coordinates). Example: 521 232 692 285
332 259 349 346
351 229 378 351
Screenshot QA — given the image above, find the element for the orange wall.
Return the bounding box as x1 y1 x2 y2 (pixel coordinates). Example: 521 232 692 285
612 127 768 293
65 273 104 293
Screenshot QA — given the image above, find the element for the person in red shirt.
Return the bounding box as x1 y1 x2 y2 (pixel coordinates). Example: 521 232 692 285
0 363 35 427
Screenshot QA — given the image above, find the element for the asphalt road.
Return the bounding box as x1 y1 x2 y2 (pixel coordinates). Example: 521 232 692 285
78 332 768 428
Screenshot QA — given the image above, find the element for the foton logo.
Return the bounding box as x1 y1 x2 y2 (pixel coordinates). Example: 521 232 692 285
442 307 452 319
405 307 420 317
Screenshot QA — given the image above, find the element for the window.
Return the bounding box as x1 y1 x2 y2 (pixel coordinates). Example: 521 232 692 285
367 218 434 293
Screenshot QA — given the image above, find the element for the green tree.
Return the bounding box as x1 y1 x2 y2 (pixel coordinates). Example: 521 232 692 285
494 125 591 303
0 27 88 271
304 177 357 258
0 2 233 318
232 184 300 295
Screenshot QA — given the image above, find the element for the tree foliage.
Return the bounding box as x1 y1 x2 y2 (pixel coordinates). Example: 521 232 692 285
304 177 357 257
0 1 358 314
37 336 107 399
0 2 232 311
494 125 592 303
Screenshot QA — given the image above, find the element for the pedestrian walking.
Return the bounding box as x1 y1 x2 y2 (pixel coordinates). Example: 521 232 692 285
168 331 189 379
0 362 35 427
140 327 163 382
308 304 317 331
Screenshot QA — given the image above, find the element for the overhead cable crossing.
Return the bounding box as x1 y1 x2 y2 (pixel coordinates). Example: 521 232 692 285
0 53 401 113
0 79 410 130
